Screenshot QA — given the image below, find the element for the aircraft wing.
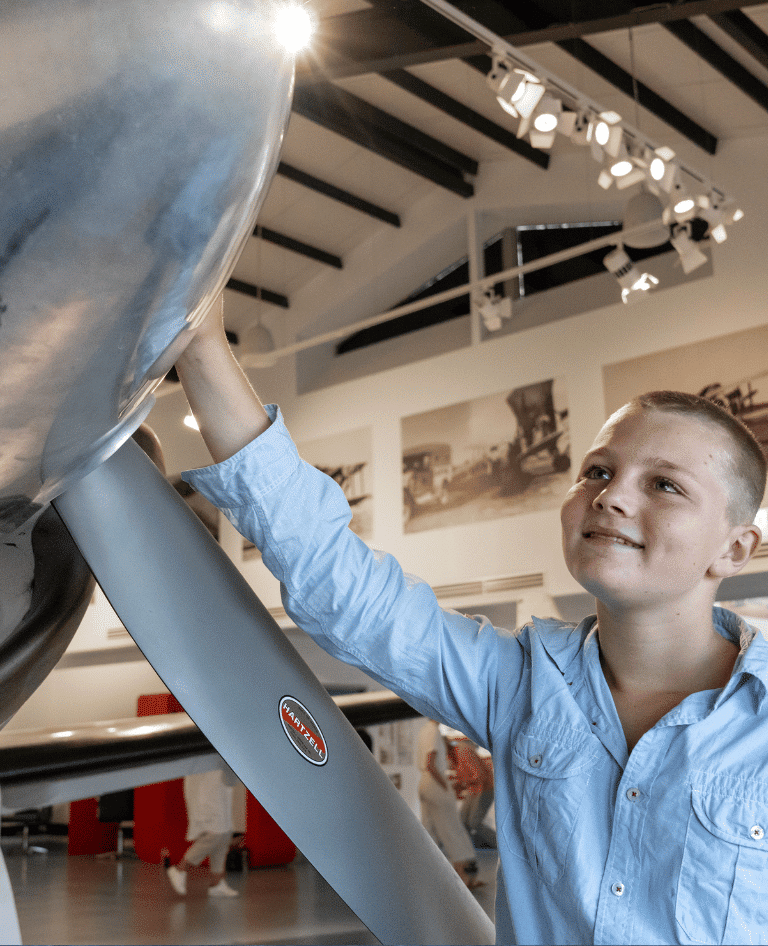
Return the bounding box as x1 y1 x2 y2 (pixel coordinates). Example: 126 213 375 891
0 690 421 813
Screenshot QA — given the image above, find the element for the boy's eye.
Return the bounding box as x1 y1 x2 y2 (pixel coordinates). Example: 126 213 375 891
654 477 679 494
582 465 610 481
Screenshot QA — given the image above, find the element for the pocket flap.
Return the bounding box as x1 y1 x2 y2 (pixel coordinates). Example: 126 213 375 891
691 788 768 849
513 729 599 779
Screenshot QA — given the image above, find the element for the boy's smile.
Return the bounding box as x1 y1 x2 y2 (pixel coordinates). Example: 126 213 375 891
560 406 737 612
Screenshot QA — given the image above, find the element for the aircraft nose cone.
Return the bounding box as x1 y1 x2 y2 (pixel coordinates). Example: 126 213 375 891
0 0 294 530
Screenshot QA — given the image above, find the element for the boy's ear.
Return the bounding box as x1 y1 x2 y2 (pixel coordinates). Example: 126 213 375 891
708 524 763 578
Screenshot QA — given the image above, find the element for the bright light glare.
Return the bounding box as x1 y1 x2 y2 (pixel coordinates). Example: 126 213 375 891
595 121 610 146
496 95 519 118
650 157 666 181
534 112 558 132
610 160 633 177
711 223 728 243
674 197 695 214
631 272 659 291
733 208 745 222
622 272 659 303
184 413 199 431
655 145 676 162
275 4 313 52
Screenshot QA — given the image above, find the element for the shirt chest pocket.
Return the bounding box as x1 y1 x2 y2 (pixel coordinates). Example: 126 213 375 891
511 728 600 886
676 785 768 945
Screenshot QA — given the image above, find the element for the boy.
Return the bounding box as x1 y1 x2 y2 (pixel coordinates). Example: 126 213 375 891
176 300 767 945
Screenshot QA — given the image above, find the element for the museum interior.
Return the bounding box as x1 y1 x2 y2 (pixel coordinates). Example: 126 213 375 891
3 0 768 943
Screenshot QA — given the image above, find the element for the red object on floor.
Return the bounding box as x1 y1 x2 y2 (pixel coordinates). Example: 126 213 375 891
133 693 296 868
68 798 118 856
133 693 188 864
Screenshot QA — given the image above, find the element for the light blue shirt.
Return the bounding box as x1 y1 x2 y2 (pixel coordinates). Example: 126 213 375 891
184 405 768 946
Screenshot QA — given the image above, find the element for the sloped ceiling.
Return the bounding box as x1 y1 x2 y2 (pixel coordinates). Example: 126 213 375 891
174 0 768 354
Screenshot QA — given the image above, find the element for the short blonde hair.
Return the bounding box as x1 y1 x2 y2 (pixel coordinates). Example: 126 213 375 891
627 390 766 525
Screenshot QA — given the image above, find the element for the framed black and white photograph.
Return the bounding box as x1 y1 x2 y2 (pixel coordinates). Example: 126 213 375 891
401 379 571 534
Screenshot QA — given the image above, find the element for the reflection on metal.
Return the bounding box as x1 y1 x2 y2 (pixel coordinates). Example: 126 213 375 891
53 441 495 945
0 506 94 728
0 0 294 531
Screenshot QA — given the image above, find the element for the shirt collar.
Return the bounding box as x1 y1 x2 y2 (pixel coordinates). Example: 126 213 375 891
532 608 768 713
532 614 596 681
713 605 768 711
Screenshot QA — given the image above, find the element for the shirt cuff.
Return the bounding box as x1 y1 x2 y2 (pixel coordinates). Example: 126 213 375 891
181 404 301 506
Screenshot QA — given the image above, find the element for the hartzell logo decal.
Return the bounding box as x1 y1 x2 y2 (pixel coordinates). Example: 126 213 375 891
279 696 328 766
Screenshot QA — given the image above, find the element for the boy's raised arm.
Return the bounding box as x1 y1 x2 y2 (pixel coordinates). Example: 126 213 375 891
175 294 272 464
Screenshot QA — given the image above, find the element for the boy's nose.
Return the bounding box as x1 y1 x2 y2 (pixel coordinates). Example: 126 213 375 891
592 480 635 516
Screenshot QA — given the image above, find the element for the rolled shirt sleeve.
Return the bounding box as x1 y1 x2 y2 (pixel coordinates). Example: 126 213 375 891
182 405 525 747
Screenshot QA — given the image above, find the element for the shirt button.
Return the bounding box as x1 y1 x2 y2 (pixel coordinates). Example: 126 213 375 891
529 754 543 768
626 788 640 802
611 882 625 897
750 825 764 840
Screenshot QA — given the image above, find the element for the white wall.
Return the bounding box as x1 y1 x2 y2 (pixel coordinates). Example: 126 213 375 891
222 134 768 619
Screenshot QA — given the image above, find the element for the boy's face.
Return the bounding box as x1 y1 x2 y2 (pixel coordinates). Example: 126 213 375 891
560 406 736 611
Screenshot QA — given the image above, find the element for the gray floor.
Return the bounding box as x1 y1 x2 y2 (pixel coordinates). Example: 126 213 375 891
2 834 497 945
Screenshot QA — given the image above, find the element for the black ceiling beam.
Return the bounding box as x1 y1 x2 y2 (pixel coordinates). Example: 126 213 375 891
254 225 342 269
709 10 768 70
292 85 475 197
276 162 401 227
362 0 717 156
298 0 768 80
554 39 718 154
491 0 718 153
225 278 289 309
665 18 768 113
380 68 549 169
317 81 479 176
709 10 768 71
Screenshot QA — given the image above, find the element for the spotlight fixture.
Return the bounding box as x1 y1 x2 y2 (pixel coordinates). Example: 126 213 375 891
653 159 681 195
522 94 563 148
603 246 659 304
513 75 546 119
673 196 696 219
594 120 611 146
475 288 512 331
473 14 743 262
568 109 595 146
532 95 561 133
486 55 544 119
670 222 709 275
697 193 744 243
486 55 519 116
